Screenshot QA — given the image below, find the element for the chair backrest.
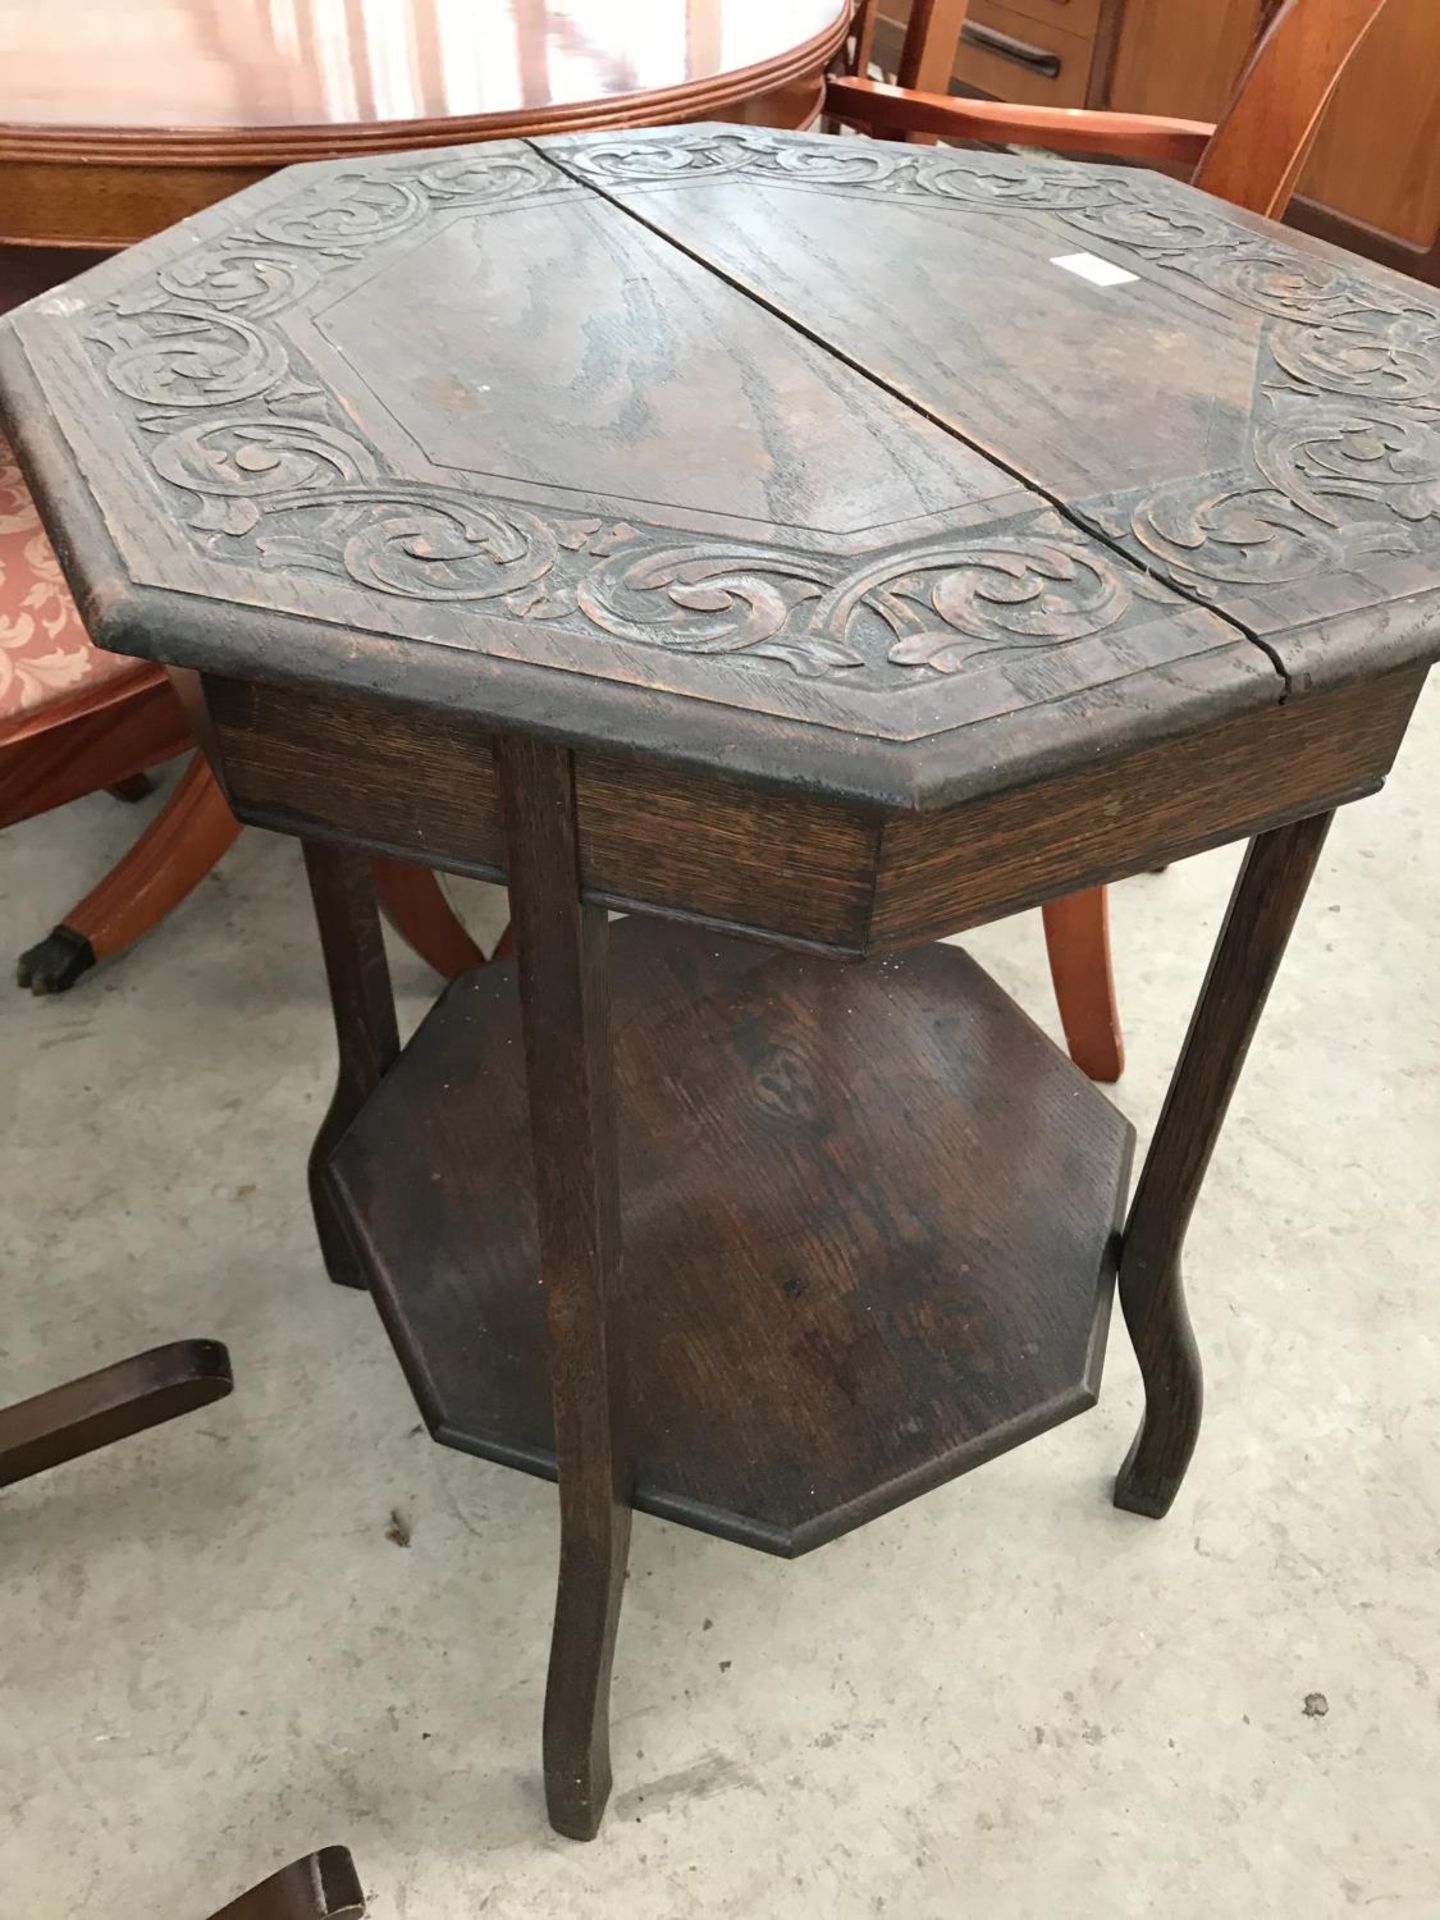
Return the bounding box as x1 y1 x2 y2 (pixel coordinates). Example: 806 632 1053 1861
1196 0 1393 216
849 0 1393 223
849 0 972 95
894 0 972 92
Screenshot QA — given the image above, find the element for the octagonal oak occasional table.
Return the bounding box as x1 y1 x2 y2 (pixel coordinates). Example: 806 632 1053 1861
3 128 1437 1840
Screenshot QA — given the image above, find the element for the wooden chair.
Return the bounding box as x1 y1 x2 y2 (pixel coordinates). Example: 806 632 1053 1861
0 1339 232 1490
2 234 487 994
828 0 1393 1080
0 415 236 989
209 1847 366 1919
0 424 489 993
2 253 489 995
2 1348 365 1917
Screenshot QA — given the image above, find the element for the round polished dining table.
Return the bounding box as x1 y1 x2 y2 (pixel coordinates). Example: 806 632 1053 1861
0 0 854 247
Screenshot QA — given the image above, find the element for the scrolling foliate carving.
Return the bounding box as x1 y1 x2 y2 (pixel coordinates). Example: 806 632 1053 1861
810 522 1139 676
190 481 1149 684
1098 337 1440 596
1073 229 1440 589
146 416 382 536
96 306 291 409
79 143 1154 690
565 131 1440 596
1090 477 1393 597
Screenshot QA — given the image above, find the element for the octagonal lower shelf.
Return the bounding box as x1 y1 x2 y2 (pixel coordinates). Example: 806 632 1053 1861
329 918 1134 1556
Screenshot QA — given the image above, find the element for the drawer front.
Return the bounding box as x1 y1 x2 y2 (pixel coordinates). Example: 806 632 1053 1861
953 1 1095 106
989 0 1104 46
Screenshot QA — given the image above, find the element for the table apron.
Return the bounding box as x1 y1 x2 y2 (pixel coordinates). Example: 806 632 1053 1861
198 664 1426 957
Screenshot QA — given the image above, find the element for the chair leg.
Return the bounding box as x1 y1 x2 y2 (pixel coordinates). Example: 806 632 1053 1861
107 772 156 803
16 754 240 993
371 855 487 978
206 1847 365 1919
1042 886 1125 1083
0 1341 233 1490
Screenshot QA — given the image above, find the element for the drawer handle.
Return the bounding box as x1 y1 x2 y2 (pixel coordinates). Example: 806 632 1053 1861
960 21 1062 78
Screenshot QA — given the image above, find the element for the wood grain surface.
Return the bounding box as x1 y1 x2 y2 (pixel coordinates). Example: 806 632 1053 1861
0 140 1261 811
560 125 1440 694
329 915 1134 1556
0 1340 233 1489
4 116 1423 1847
0 0 852 246
494 736 631 1839
3 127 1437 823
0 0 850 138
1114 809 1335 1517
197 662 1421 957
301 841 401 1292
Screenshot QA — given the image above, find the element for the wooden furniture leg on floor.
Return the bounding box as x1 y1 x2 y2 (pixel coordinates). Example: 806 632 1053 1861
1114 811 1335 1519
207 1847 365 1920
107 771 156 802
0 1340 232 1489
0 1321 356 1912
16 753 241 993
497 737 632 1842
1041 888 1124 1084
302 843 400 1291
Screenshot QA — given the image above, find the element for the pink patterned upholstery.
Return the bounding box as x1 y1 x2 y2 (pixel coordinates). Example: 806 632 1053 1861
0 426 147 741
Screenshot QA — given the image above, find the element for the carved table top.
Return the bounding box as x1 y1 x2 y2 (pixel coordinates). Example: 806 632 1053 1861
3 125 1438 808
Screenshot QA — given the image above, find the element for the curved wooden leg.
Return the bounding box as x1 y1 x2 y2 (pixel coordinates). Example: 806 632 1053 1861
16 753 240 993
1042 886 1124 1083
1115 812 1334 1518
497 735 631 1842
208 1846 365 1919
371 855 487 979
302 843 400 1291
0 1341 233 1490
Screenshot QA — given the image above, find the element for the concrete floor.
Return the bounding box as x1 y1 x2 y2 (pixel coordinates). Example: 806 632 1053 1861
2 683 1437 1920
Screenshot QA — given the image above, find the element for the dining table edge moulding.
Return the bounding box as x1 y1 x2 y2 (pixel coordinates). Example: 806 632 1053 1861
2 120 1435 1844
0 1 855 248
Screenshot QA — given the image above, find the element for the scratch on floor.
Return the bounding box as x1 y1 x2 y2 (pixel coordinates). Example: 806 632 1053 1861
612 1752 758 1821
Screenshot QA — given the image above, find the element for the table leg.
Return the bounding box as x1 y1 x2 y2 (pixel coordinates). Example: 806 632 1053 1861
1115 810 1334 1518
301 841 400 1291
497 734 631 1843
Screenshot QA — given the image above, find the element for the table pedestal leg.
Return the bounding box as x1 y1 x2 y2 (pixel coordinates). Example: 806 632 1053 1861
1115 810 1334 1518
497 735 631 1842
302 842 400 1291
